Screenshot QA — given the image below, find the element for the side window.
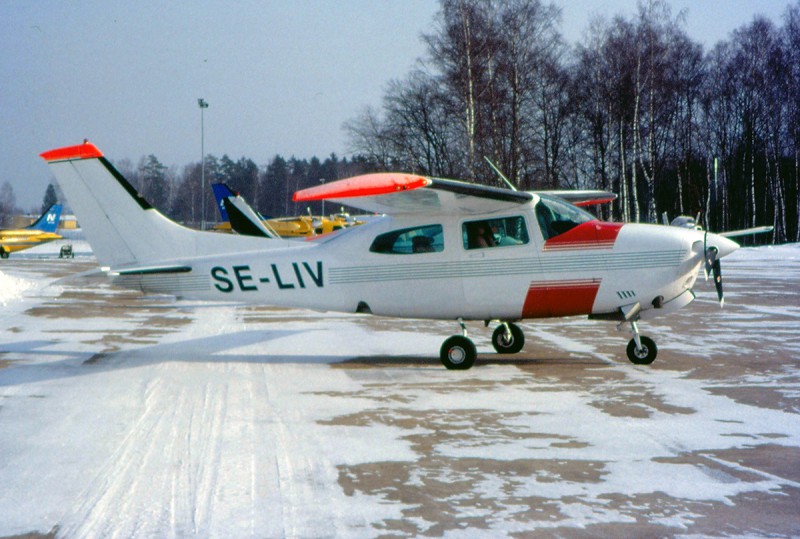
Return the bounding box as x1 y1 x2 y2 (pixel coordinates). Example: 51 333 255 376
535 195 594 240
369 224 444 254
462 216 529 250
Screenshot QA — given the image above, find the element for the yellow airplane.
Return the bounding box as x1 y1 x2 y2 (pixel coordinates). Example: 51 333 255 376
213 214 352 237
211 183 360 237
0 204 63 258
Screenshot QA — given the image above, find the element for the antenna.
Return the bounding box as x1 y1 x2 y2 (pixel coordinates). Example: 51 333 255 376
483 156 517 191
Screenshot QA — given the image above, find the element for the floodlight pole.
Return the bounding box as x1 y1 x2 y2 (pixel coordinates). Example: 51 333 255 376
198 98 209 229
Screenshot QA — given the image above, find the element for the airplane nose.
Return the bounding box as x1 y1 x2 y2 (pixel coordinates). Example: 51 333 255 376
706 233 739 259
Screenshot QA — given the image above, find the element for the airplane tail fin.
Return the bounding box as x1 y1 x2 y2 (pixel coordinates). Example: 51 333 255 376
27 204 62 233
223 195 279 238
211 183 235 222
40 142 277 268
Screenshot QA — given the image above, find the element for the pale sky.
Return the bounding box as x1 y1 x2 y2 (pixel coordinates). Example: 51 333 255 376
0 1 793 210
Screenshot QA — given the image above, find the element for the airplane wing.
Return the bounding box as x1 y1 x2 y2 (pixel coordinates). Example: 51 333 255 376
293 173 533 215
538 190 617 207
719 225 774 238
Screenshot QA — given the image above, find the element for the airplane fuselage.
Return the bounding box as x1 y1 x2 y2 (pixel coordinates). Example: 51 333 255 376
111 208 714 323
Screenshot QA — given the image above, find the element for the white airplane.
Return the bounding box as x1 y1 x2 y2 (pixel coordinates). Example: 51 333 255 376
41 141 740 369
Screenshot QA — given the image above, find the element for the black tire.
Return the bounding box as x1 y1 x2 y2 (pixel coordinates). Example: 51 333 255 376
440 335 477 370
626 336 657 365
0 248 8 259
491 323 525 354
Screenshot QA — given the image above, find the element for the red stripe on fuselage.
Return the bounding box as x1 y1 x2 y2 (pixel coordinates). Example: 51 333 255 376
522 279 601 318
543 221 623 251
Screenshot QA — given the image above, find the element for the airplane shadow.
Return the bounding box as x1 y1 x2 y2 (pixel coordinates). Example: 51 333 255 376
0 330 610 388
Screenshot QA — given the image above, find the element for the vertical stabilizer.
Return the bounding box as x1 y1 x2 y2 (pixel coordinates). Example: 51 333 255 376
211 183 234 222
27 204 62 233
41 142 285 268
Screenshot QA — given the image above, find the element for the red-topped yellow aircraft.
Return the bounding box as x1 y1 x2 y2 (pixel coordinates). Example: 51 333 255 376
41 141 741 369
0 204 62 259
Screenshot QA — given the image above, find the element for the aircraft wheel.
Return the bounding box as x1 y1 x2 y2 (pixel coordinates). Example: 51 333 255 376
626 336 657 365
440 336 477 370
0 249 8 259
492 323 525 354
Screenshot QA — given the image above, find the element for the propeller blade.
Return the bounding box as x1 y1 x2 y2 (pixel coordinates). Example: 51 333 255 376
712 258 724 307
704 241 718 282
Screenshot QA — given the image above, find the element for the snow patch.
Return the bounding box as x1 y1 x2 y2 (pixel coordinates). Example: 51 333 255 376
0 270 34 305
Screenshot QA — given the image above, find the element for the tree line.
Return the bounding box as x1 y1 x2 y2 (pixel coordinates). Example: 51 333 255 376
111 152 377 227
4 0 797 244
0 153 375 228
347 0 800 243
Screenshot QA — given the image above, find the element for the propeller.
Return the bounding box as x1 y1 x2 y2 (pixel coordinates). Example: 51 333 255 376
703 231 725 307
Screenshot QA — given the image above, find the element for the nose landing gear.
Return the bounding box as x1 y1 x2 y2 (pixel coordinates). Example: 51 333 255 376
625 320 658 365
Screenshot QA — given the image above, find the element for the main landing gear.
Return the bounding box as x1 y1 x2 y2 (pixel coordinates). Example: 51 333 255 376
439 319 525 370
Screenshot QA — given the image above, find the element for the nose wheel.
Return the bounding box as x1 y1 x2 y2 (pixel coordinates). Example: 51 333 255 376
625 321 658 365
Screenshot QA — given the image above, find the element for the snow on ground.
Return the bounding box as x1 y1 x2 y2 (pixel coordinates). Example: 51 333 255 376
0 271 33 305
1 243 799 537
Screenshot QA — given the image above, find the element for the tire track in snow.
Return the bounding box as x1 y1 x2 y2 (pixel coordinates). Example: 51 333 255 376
58 361 230 538
261 365 347 538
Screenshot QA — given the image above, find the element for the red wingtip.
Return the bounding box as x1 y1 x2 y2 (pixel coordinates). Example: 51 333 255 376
573 197 617 207
40 141 104 162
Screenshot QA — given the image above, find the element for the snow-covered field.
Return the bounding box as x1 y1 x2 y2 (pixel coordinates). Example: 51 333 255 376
1 239 799 538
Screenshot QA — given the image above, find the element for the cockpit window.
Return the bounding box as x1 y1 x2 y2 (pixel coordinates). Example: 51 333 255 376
370 224 444 254
462 216 529 250
535 195 594 240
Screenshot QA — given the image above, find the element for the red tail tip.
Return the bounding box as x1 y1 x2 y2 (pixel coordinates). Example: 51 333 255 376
40 141 104 162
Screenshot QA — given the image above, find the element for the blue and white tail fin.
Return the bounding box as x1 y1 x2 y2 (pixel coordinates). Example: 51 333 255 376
27 204 62 233
41 142 287 269
211 182 277 238
211 183 235 222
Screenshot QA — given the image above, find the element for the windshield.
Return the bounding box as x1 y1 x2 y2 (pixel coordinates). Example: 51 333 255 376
535 195 595 240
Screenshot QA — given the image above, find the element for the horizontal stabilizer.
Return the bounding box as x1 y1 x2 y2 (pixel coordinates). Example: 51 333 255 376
114 265 192 275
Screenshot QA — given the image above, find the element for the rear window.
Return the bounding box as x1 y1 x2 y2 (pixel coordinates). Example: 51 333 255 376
369 224 444 254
